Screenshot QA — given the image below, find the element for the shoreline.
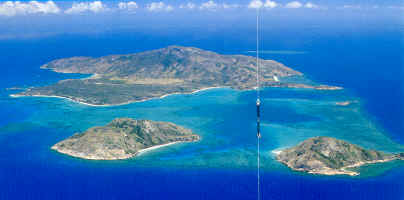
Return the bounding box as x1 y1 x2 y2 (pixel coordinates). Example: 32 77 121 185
10 86 224 107
52 141 190 160
271 149 284 156
10 83 341 107
277 155 398 176
135 141 182 156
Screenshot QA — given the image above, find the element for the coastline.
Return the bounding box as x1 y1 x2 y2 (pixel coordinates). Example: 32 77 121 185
275 148 398 176
10 86 224 107
52 141 188 160
135 141 182 156
271 149 284 156
10 83 341 107
10 94 118 107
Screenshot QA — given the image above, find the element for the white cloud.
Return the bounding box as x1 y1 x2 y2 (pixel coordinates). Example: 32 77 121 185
285 1 302 9
65 1 107 14
147 2 173 12
118 2 138 11
304 2 318 9
264 0 278 9
0 1 60 17
248 0 278 9
248 0 263 9
179 3 196 9
200 1 219 10
180 1 239 11
165 5 174 12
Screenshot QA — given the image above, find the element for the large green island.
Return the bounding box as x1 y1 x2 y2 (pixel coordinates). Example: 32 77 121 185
12 46 341 106
276 137 404 176
52 118 200 160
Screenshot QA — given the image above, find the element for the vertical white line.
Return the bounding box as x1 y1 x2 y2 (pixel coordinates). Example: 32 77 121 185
256 6 260 200
256 7 260 98
257 133 260 200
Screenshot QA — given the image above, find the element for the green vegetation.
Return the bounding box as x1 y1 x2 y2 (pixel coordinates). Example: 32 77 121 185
16 46 310 105
51 118 200 160
276 136 403 176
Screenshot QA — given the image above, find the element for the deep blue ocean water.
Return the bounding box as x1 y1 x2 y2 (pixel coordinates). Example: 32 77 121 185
0 28 403 200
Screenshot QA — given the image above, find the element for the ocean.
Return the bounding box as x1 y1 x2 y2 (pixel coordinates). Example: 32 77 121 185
0 27 403 200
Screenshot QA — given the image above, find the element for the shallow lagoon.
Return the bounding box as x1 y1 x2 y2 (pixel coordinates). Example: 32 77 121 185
2 86 403 172
1 86 404 200
0 29 403 199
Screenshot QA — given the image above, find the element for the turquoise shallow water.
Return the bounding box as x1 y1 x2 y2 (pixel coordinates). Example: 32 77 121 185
0 30 403 199
2 87 403 175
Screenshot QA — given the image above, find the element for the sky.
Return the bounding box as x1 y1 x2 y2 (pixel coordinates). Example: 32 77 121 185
0 0 403 40
0 0 402 15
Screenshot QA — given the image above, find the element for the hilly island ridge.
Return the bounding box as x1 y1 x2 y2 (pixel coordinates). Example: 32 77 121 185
52 118 200 160
276 137 404 176
12 46 341 106
7 46 403 177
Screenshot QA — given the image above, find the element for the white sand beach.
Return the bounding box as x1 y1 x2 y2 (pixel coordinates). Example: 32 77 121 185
135 142 181 156
10 86 224 107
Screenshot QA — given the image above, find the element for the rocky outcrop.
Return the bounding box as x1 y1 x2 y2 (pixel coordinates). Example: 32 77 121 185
52 118 200 160
276 136 402 176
